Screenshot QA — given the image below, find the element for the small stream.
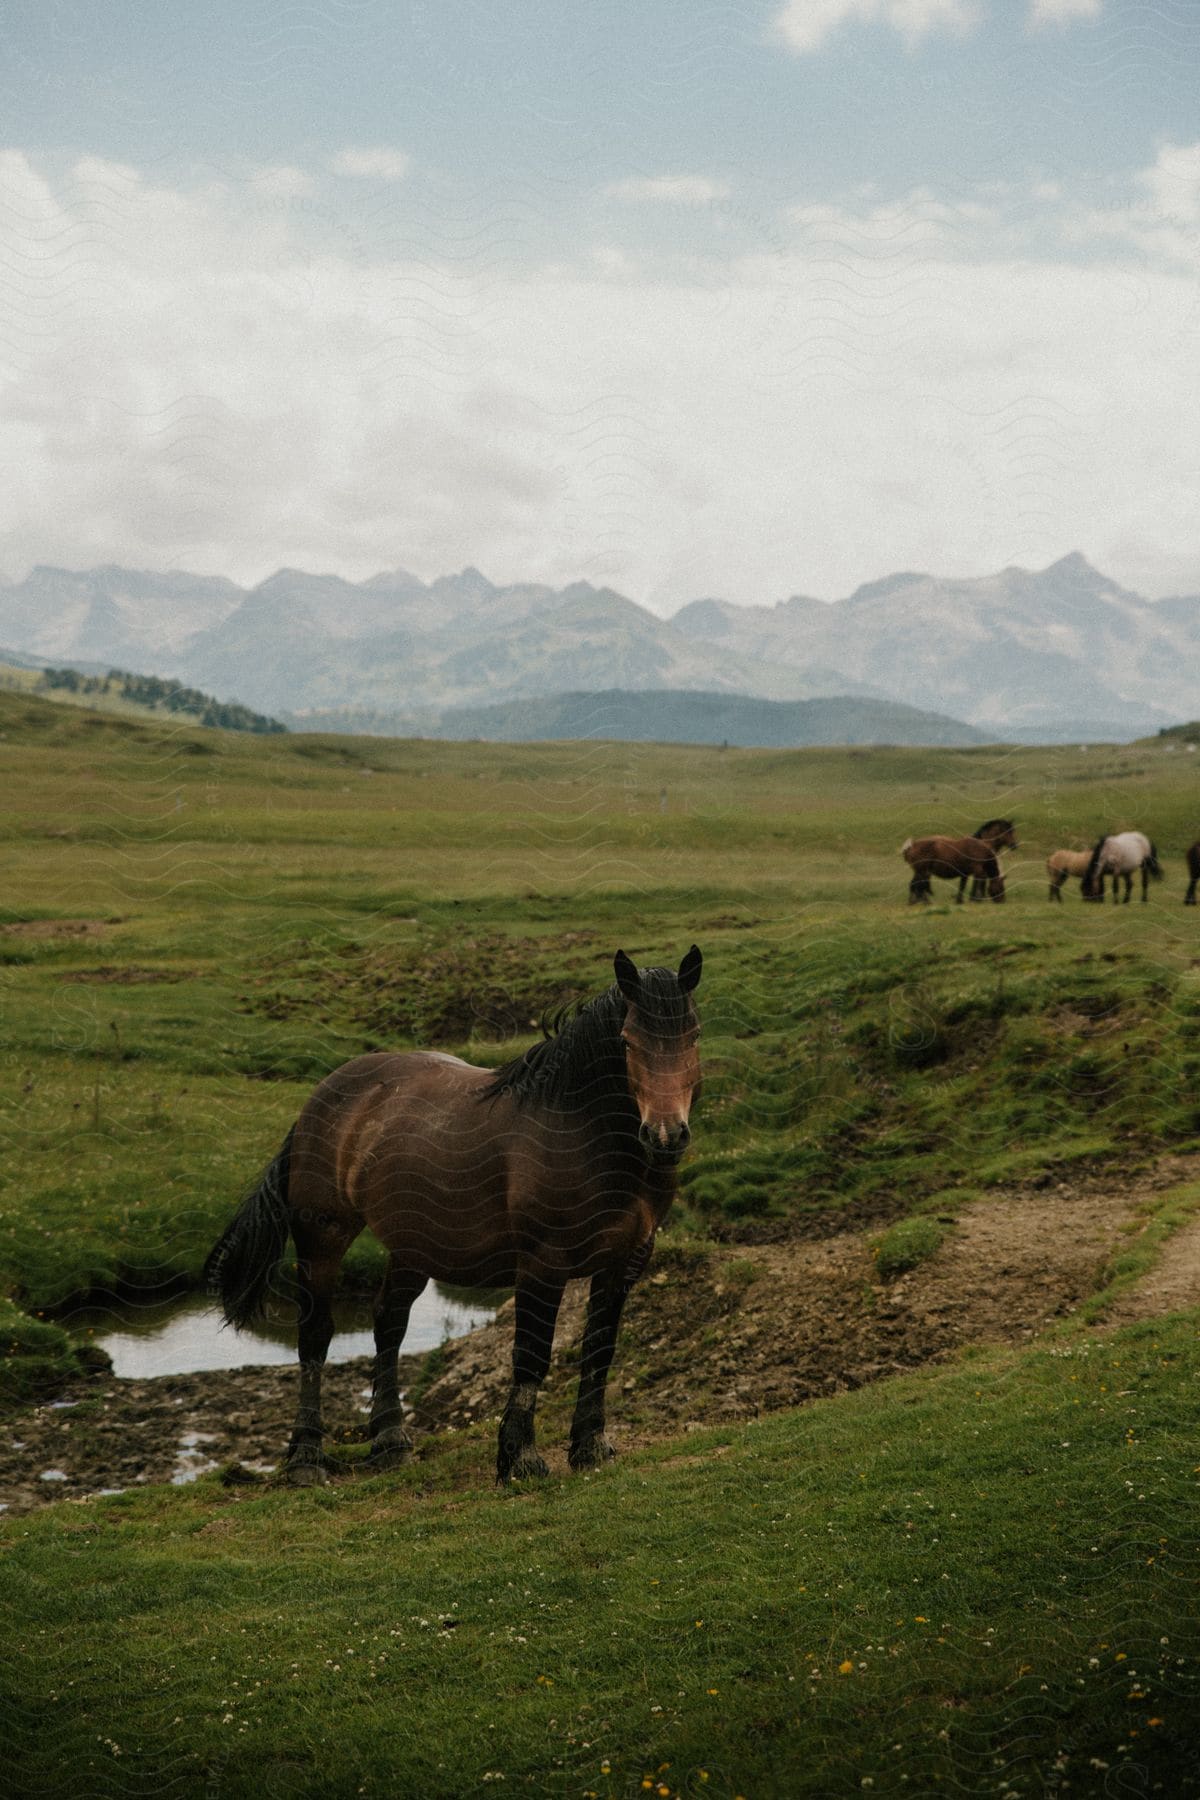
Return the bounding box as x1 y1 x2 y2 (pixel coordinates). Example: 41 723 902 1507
72 1285 503 1379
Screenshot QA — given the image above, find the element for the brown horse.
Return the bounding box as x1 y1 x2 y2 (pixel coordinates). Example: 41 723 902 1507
205 946 703 1484
901 818 1016 904
1185 841 1200 904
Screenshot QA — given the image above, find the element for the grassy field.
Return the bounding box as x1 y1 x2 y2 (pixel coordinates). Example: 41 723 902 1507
2 689 1200 1793
4 1318 1199 1796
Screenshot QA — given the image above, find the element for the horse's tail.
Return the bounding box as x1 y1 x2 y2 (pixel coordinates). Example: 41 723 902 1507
900 837 913 856
1146 842 1164 880
203 1126 295 1330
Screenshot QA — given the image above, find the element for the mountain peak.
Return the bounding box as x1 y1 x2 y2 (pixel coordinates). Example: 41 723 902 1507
847 571 927 605
1045 551 1099 579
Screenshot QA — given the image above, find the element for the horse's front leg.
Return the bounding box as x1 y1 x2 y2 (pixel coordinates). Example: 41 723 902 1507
955 875 966 904
1122 873 1132 904
497 1272 564 1481
368 1264 427 1466
569 1270 629 1471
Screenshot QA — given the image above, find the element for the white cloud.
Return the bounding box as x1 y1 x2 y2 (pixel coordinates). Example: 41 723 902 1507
1028 0 1101 26
0 151 1197 605
330 146 410 182
773 0 980 54
604 175 731 207
1070 141 1200 270
250 165 317 200
1138 140 1200 225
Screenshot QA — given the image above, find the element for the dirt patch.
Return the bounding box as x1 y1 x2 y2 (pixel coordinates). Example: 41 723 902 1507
1103 1226 1200 1325
0 918 108 939
411 1181 1138 1435
241 929 604 1045
0 1352 424 1518
60 966 195 985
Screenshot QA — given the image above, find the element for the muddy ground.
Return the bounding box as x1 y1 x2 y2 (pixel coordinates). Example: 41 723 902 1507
3 1159 1198 1517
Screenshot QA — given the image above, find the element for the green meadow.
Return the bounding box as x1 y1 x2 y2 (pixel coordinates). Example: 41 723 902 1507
2 689 1199 1794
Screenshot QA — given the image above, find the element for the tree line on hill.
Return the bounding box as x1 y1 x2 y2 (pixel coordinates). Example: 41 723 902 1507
38 667 286 735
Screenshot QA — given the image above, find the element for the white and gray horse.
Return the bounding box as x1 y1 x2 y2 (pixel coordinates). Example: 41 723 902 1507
1081 831 1163 903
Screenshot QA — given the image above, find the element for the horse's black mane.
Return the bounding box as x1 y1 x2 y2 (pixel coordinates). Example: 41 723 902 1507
1082 831 1111 894
974 818 1014 837
482 968 694 1110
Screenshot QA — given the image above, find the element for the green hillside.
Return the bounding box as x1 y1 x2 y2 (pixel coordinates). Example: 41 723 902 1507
0 659 285 734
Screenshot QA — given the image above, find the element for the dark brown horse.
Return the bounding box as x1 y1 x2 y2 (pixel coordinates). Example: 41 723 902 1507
205 946 703 1484
1185 841 1200 904
901 818 1016 904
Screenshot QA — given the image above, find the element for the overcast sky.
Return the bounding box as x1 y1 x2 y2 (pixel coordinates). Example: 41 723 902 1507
2 0 1198 610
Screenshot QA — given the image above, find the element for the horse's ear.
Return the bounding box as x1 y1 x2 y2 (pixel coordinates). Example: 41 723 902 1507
677 944 702 993
614 950 641 1002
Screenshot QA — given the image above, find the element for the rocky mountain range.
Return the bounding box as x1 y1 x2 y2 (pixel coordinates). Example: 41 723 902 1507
0 553 1195 740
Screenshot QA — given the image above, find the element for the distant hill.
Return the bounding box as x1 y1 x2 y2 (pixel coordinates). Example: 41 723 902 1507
0 553 1194 740
1150 719 1200 744
370 688 991 748
0 659 285 734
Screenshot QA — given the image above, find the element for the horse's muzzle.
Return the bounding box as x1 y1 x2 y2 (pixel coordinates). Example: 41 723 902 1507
639 1120 691 1164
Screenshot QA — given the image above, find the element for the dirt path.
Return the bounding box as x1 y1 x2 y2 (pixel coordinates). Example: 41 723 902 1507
1103 1218 1200 1323
3 1162 1198 1516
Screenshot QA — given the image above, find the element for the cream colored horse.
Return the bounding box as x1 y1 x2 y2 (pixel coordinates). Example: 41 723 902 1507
1046 848 1091 901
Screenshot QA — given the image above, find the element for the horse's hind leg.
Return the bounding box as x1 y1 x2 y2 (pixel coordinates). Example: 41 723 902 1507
1186 875 1198 905
569 1270 627 1471
1123 873 1133 904
497 1270 564 1481
955 875 966 904
285 1245 342 1486
368 1262 427 1466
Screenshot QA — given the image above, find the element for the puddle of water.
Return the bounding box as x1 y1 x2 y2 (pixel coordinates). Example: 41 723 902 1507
73 1285 503 1379
173 1430 219 1486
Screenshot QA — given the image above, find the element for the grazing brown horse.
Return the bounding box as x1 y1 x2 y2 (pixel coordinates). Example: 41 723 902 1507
205 946 703 1484
901 818 1016 904
1047 848 1092 901
1184 841 1200 904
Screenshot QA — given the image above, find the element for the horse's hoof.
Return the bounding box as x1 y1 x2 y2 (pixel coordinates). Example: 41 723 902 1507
569 1435 615 1472
286 1460 328 1488
501 1450 550 1482
367 1435 413 1469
